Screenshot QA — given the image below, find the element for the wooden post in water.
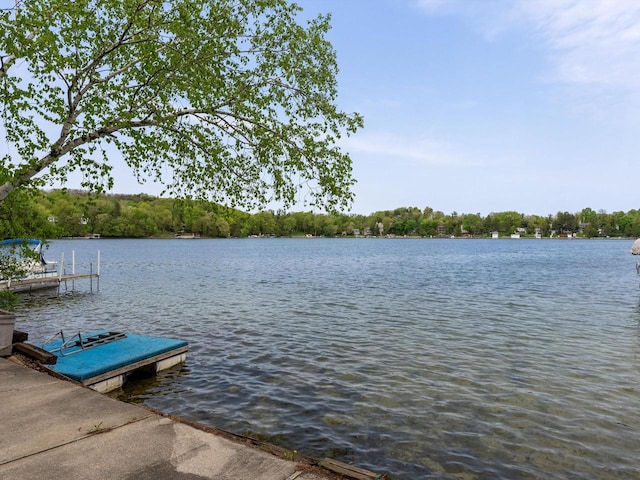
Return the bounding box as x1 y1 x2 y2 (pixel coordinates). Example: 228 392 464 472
59 252 64 294
72 250 75 291
97 250 100 291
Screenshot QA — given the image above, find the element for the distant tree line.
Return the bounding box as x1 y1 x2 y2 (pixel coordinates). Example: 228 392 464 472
1 190 639 239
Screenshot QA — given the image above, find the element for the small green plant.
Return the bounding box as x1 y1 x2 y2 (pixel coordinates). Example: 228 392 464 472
0 240 42 281
0 291 18 311
87 421 104 434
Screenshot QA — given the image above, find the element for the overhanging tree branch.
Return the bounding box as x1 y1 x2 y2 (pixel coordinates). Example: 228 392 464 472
0 0 363 212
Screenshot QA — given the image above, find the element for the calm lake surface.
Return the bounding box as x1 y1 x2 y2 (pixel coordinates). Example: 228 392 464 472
15 238 640 479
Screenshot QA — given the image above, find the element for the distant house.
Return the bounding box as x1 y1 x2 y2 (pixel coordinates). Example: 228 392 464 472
437 225 446 237
491 231 499 239
353 228 360 236
48 216 58 223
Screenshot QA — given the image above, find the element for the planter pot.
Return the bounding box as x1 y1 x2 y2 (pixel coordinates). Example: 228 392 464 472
0 309 16 356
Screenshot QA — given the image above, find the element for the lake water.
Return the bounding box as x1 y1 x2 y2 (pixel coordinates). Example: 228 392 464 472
15 238 640 479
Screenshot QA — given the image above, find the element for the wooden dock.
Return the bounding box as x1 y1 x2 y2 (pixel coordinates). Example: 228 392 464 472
0 272 100 293
0 249 100 293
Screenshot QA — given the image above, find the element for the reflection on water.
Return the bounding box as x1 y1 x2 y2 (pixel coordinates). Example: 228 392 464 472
15 238 640 479
108 365 191 404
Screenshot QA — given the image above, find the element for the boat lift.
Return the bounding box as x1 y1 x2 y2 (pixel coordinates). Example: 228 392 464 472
0 242 100 293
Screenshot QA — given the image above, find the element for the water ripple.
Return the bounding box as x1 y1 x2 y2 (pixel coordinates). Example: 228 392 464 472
15 238 640 479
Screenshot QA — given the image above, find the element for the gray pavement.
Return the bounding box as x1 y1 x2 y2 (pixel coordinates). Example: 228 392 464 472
0 357 342 480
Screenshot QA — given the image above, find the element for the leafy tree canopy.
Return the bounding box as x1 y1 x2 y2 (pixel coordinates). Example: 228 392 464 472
0 0 362 211
10 189 639 240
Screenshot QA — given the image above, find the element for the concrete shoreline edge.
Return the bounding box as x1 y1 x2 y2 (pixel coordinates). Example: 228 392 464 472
0 355 388 480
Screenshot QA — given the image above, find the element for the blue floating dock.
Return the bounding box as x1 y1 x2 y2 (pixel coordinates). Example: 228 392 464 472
43 330 188 392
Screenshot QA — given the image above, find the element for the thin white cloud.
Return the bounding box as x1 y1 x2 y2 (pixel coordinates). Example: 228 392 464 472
343 132 484 167
512 0 640 90
413 0 640 121
415 0 640 92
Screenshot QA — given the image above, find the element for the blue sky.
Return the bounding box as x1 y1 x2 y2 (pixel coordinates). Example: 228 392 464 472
290 0 640 216
41 0 640 216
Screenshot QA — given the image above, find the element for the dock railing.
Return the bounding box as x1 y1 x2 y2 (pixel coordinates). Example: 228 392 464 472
0 249 101 293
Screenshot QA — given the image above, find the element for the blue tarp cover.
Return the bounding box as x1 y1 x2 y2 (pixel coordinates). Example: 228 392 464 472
44 330 188 382
1 238 41 246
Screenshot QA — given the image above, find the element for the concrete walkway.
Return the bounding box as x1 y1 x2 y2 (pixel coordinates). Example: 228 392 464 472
0 357 343 480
